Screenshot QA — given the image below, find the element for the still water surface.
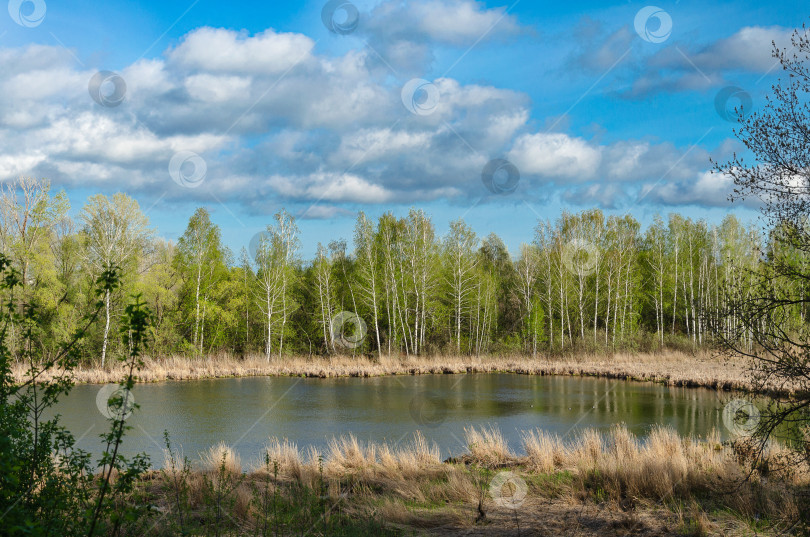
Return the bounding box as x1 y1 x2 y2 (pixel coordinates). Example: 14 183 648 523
52 374 732 467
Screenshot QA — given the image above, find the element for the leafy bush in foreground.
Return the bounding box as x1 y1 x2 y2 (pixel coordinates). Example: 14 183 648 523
0 254 149 536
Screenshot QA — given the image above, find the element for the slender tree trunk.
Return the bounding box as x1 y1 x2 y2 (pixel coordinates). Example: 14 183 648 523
279 286 286 359
456 278 462 354
372 276 382 360
265 291 273 361
101 289 110 367
244 268 250 352
671 238 679 334
194 262 202 351
200 298 206 357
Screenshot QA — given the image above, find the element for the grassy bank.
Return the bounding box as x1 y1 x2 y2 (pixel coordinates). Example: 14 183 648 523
128 424 807 536
14 351 768 392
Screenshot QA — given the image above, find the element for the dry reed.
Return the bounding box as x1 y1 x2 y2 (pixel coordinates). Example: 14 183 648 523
154 424 808 536
190 425 809 495
15 350 780 394
199 443 241 475
464 425 514 466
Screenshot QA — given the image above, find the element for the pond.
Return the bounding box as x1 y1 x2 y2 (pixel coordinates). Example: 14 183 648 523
51 373 736 468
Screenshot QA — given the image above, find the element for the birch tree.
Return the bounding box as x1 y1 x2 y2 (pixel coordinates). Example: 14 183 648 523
175 208 226 355
80 193 153 366
442 219 478 354
516 243 539 354
0 177 69 288
644 216 667 345
354 212 382 359
255 210 299 360
313 243 336 352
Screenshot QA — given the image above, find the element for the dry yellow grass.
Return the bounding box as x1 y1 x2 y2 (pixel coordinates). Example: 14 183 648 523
152 425 808 536
199 443 241 475
464 425 514 466
258 438 304 480
520 429 565 472
246 425 808 501
14 350 778 393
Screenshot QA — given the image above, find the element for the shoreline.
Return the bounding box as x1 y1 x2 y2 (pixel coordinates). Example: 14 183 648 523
16 355 807 534
14 350 773 394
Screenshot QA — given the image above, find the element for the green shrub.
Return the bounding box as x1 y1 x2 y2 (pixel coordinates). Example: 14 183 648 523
0 255 151 536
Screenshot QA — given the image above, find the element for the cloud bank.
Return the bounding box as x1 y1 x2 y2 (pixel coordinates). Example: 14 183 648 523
0 0 782 217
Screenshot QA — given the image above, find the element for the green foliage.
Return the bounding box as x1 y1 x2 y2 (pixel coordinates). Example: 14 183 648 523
0 177 769 361
525 296 546 349
0 253 152 536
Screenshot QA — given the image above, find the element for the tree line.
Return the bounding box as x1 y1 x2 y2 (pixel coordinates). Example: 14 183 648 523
2 175 776 364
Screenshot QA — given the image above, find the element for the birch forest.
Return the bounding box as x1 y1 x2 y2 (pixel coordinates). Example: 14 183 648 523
2 176 783 363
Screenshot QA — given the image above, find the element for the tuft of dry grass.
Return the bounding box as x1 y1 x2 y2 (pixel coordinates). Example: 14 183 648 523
573 428 605 466
464 425 514 466
258 438 303 481
521 429 565 472
256 431 445 486
199 443 241 475
326 434 378 476
378 431 442 479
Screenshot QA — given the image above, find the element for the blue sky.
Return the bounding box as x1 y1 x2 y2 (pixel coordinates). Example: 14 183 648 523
0 0 805 258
